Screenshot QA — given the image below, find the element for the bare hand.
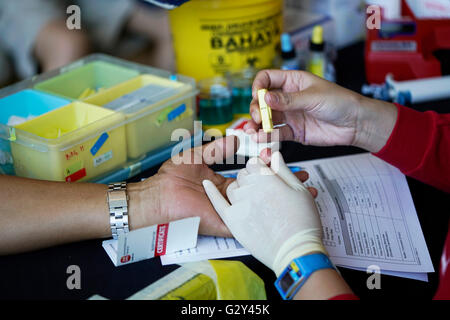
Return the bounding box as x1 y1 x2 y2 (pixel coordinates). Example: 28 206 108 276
129 136 317 237
245 70 398 153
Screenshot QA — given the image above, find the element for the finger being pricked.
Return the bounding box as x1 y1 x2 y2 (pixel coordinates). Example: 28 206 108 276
249 125 295 145
259 148 318 198
259 148 308 182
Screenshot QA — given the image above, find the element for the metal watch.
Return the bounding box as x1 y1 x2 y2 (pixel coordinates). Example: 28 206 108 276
107 182 129 240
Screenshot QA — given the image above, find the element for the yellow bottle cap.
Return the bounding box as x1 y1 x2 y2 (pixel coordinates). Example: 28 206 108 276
312 25 323 45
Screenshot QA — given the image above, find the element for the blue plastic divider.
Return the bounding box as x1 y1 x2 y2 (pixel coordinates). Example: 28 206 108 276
0 89 70 124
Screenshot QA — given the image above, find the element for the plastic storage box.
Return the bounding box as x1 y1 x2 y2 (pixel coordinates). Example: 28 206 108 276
0 54 198 183
84 74 195 159
11 102 127 182
35 60 140 100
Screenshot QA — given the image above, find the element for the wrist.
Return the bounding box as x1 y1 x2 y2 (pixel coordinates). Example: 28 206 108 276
353 96 398 153
274 237 328 277
126 178 161 231
292 268 353 300
275 252 337 300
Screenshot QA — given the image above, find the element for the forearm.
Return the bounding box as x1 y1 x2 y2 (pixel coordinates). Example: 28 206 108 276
126 8 175 71
0 176 155 255
288 97 395 300
352 95 398 153
373 105 450 193
34 19 90 72
293 268 354 300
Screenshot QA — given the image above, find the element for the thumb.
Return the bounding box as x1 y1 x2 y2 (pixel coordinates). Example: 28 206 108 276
270 151 308 192
265 89 318 112
202 180 231 218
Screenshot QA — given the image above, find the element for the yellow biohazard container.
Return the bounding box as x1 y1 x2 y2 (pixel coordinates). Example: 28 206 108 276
125 260 266 300
169 0 283 80
11 102 127 182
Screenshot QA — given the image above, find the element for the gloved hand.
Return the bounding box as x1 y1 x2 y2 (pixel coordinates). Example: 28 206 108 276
203 151 327 277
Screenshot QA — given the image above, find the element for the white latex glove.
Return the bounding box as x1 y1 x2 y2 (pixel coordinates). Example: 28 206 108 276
203 151 327 277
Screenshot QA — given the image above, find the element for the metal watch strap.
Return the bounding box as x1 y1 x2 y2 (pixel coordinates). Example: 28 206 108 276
107 182 129 240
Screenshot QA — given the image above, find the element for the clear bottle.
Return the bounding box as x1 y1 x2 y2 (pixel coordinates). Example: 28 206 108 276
307 25 336 82
227 67 258 118
197 77 234 135
307 26 326 78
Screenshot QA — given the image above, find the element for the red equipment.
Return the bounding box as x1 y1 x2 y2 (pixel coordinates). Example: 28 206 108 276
365 0 450 84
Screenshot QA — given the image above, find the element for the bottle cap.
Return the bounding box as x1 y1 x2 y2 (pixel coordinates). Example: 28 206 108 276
310 26 324 52
281 33 296 59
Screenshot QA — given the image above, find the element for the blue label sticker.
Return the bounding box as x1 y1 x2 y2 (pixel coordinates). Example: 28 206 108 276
90 132 109 156
167 104 186 122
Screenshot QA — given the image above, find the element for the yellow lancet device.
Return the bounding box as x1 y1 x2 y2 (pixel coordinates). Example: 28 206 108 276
257 89 273 133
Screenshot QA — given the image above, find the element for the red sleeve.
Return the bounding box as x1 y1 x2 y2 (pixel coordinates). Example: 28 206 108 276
329 294 360 300
374 104 450 193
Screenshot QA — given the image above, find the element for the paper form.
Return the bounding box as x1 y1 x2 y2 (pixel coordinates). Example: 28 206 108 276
302 153 433 273
161 153 434 278
160 235 249 265
343 265 428 282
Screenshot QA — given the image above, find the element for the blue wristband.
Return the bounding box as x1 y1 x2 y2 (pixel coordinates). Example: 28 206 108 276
274 253 336 300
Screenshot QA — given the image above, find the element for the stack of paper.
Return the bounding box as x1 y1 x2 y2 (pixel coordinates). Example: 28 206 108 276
161 153 434 281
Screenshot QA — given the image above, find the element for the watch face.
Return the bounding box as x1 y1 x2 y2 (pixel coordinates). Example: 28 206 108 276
280 272 295 293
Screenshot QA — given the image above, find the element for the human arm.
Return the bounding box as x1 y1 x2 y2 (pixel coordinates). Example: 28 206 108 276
0 136 237 255
245 69 398 153
374 104 450 193
125 6 175 72
203 151 354 300
34 19 91 72
246 69 450 192
0 0 90 77
292 268 355 300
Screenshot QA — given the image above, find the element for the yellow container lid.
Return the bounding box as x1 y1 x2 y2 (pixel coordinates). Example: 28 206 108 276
14 102 124 147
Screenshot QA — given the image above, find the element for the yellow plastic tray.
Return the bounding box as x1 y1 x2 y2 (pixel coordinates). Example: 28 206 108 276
84 75 195 159
11 102 127 182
